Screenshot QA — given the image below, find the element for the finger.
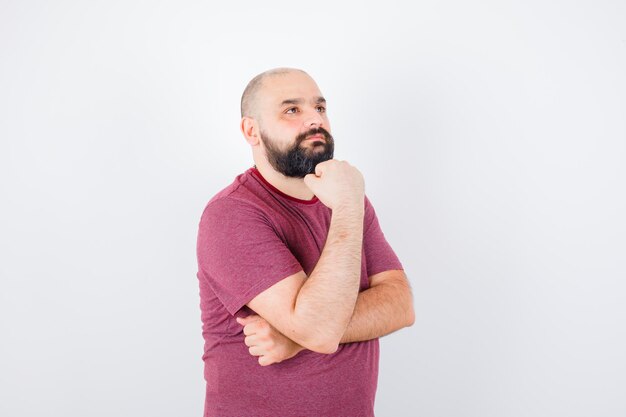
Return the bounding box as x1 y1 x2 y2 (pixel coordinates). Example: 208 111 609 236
243 324 257 336
258 355 275 367
314 162 326 177
248 345 264 356
244 335 259 347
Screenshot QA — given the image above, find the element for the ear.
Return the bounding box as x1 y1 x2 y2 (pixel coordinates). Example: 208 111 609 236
240 117 260 146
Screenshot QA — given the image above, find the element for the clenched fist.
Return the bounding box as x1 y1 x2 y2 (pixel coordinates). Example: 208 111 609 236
303 159 365 210
236 315 304 366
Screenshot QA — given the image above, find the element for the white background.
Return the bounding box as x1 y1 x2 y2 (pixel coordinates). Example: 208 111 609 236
1 1 625 416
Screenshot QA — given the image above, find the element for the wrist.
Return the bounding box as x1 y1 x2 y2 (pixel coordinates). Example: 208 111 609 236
332 200 365 216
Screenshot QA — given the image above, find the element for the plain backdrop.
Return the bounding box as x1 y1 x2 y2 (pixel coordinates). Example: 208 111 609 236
1 1 625 416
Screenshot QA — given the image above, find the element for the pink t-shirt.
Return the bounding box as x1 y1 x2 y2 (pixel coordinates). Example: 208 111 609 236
196 166 403 417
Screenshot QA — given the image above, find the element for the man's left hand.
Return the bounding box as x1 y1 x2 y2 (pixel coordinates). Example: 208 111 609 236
236 314 305 366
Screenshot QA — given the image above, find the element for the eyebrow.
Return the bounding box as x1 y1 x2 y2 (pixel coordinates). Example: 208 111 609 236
280 96 326 107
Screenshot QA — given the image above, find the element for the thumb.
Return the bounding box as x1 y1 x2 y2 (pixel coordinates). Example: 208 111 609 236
303 173 318 189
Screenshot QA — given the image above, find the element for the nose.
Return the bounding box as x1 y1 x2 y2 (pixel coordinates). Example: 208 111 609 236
304 109 324 130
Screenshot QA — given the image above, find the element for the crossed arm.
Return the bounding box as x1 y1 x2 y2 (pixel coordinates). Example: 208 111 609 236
236 202 414 365
237 268 415 366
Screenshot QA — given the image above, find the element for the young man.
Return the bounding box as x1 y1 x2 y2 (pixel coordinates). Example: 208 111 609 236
196 68 414 417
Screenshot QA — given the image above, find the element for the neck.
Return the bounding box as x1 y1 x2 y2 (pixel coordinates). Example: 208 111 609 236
253 158 316 201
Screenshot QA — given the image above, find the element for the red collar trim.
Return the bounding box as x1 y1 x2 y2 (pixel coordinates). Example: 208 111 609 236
250 167 319 205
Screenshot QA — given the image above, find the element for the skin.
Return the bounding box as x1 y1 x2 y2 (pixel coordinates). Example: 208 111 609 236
238 69 415 365
240 70 332 200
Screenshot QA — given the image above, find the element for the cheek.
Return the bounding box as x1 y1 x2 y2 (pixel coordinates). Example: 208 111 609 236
275 122 302 138
279 118 304 130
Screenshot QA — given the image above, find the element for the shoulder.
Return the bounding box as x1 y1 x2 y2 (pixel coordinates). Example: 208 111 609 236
199 170 269 223
200 194 268 229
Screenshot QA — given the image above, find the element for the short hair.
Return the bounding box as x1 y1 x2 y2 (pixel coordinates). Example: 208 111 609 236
240 68 308 118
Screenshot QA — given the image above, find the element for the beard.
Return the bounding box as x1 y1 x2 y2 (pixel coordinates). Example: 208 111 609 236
260 126 335 178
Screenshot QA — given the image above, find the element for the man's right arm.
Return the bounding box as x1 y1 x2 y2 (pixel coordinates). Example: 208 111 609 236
246 160 364 354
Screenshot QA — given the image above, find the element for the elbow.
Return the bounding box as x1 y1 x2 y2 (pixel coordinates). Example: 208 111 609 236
404 287 416 327
405 307 416 327
288 312 344 354
309 341 339 354
299 334 341 355
309 343 339 355
404 296 416 327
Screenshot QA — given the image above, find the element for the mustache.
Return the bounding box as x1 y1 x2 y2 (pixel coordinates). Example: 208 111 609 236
295 127 333 145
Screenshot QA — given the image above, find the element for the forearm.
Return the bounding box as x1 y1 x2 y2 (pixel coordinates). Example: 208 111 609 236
292 204 364 352
340 275 415 344
283 276 413 355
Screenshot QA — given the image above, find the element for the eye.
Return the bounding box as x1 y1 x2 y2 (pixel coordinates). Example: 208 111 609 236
316 106 326 113
285 107 299 114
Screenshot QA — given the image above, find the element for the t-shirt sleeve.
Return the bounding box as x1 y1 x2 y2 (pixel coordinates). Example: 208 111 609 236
196 197 304 315
363 195 404 277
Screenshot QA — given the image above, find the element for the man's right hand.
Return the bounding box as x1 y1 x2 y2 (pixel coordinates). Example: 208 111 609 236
303 159 365 210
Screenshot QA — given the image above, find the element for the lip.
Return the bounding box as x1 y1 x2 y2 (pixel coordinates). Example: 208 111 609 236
304 135 325 141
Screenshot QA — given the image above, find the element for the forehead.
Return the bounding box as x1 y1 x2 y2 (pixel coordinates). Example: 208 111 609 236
260 72 324 108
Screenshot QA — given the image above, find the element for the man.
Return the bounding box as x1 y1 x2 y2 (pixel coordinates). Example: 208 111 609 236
196 68 414 417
